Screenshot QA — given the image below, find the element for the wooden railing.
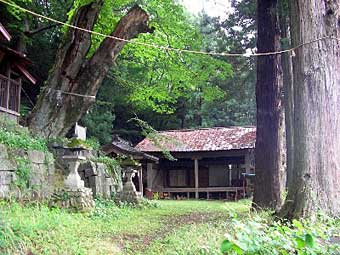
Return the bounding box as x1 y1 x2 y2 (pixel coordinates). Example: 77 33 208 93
0 74 21 116
154 186 246 200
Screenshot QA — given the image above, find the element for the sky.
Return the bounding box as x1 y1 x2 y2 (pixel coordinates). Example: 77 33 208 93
180 0 232 19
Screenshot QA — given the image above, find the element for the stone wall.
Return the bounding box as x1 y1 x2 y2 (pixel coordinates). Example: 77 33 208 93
78 161 121 198
0 144 56 199
51 146 122 199
0 143 122 200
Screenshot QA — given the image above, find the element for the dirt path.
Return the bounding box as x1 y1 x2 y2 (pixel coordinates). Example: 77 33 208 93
115 212 226 254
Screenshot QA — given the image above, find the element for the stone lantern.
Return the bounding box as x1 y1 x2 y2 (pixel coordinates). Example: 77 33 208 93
115 157 142 204
49 145 95 211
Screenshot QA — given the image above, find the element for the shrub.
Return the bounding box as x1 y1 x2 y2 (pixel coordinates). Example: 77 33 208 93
115 198 160 209
91 155 122 186
0 116 47 151
221 213 340 255
13 156 31 190
89 198 123 221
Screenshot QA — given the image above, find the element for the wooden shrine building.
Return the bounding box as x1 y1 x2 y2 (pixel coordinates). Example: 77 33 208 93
0 23 36 120
102 135 158 195
135 126 256 200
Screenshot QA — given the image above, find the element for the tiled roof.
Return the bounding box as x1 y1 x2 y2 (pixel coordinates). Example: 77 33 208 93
135 126 256 152
102 135 158 162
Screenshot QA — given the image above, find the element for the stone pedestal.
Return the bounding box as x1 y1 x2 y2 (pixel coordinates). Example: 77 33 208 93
63 155 86 189
115 167 142 204
49 187 95 212
49 155 95 211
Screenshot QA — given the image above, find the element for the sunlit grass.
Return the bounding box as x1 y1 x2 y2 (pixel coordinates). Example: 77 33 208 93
2 199 337 255
0 199 249 254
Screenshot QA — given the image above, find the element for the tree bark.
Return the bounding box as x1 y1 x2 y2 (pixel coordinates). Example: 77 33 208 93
279 0 294 189
253 0 285 210
28 2 152 138
279 0 340 219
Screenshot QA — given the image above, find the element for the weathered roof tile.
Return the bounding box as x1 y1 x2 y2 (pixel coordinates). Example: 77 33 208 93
135 126 256 152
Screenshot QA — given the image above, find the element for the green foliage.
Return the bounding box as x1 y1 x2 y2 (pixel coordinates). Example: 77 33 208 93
129 117 176 161
89 197 124 221
0 117 47 151
3 0 32 20
66 138 92 149
116 198 160 210
4 0 256 145
220 213 340 255
13 156 31 190
85 137 101 151
81 0 237 144
92 156 120 173
82 99 115 145
91 155 122 186
47 136 100 151
196 3 257 127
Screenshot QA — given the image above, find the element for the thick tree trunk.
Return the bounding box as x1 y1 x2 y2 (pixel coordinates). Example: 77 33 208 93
280 0 340 219
253 0 285 210
279 1 294 189
28 2 152 138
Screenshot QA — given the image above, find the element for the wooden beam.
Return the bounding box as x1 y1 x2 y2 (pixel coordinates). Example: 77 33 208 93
159 187 244 192
194 158 199 199
152 149 250 160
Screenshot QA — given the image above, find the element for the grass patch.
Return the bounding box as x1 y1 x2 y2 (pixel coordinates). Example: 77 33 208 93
0 199 338 255
0 200 247 254
142 219 229 255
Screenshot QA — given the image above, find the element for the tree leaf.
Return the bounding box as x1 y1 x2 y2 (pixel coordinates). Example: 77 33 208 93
305 233 314 248
221 240 234 253
295 237 306 249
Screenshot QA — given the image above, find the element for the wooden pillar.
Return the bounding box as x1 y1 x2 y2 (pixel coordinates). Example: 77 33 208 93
146 163 153 190
6 69 10 110
245 151 250 174
138 167 143 196
194 158 199 199
17 79 22 113
228 164 232 186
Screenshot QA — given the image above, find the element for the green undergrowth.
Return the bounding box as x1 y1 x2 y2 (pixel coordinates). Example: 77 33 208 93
0 117 49 190
0 199 338 255
12 156 31 190
220 212 340 255
91 155 122 185
48 136 101 151
0 200 246 254
0 117 48 151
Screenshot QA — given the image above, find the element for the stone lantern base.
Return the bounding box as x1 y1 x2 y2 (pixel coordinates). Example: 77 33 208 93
115 167 142 204
115 190 142 204
49 187 95 212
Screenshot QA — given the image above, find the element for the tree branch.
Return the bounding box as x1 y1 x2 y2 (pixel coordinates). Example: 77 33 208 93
24 23 61 36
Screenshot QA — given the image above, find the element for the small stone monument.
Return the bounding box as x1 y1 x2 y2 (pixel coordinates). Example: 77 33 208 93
74 122 87 141
115 167 142 203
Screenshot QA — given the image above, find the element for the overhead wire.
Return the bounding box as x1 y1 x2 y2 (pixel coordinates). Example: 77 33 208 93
1 0 340 58
2 0 340 101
